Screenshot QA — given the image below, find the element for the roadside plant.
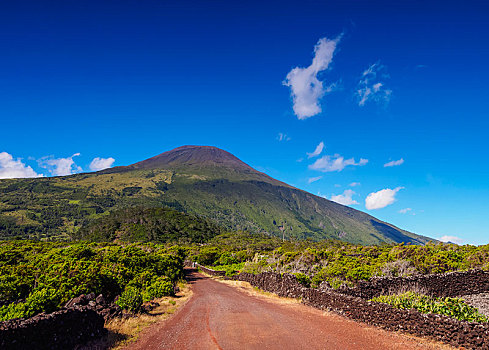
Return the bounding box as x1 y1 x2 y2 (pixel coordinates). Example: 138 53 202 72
142 277 174 301
0 287 60 321
372 292 489 323
116 286 143 312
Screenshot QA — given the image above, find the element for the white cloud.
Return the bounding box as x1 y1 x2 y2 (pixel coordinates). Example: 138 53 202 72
365 187 404 210
89 157 115 171
40 153 82 176
277 132 291 142
349 182 360 187
307 176 322 184
307 141 324 158
356 62 392 107
309 154 368 172
331 189 358 206
399 207 412 214
384 158 404 167
0 152 42 179
439 235 464 245
283 36 341 119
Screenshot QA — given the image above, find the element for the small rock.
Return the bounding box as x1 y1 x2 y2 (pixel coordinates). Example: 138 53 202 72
95 294 106 305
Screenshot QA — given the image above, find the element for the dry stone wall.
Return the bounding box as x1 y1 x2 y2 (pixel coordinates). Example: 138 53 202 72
336 269 489 299
0 293 119 350
192 262 227 277
0 306 105 350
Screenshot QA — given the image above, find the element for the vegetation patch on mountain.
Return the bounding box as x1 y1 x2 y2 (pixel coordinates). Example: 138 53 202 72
74 207 223 243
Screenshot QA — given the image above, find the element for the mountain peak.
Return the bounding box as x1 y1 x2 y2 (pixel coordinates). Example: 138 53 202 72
127 145 256 171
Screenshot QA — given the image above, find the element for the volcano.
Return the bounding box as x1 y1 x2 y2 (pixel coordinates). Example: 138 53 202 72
0 145 433 245
104 145 431 245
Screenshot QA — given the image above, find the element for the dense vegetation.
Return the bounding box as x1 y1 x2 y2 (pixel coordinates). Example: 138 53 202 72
190 233 489 288
372 292 488 323
0 241 185 321
74 207 223 243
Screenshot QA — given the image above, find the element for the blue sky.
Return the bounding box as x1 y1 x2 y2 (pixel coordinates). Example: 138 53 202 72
1 0 488 244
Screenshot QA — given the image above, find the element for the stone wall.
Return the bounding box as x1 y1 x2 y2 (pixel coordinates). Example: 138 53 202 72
193 263 227 277
0 306 106 350
0 293 119 350
336 269 489 299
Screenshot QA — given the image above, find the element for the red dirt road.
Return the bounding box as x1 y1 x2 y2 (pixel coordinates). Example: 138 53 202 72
126 270 447 350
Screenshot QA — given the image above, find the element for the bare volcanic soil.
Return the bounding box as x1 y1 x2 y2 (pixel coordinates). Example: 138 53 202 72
126 269 447 350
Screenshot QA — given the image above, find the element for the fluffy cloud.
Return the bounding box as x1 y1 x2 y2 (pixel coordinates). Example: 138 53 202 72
384 158 404 167
365 187 403 210
40 153 82 176
349 182 361 187
331 189 358 206
399 207 412 214
0 152 42 179
307 141 324 158
439 235 464 245
283 36 341 119
89 157 115 171
307 176 322 184
356 62 392 107
309 154 368 172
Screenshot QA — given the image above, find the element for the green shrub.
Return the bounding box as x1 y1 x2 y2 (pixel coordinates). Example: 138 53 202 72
116 286 143 312
218 252 238 265
127 271 158 290
292 273 311 287
212 262 245 277
142 277 174 301
0 287 60 321
372 292 488 323
196 247 221 266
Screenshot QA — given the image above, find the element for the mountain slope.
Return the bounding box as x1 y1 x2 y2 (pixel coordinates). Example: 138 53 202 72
0 146 432 244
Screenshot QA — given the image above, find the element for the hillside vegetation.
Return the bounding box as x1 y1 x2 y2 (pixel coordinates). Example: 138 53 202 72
75 207 223 243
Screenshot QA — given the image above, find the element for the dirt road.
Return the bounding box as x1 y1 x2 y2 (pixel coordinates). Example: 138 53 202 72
126 269 448 350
